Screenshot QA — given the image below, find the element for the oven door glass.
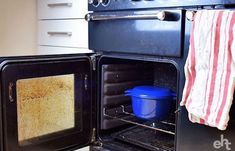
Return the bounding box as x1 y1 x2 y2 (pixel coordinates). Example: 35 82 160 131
0 55 93 151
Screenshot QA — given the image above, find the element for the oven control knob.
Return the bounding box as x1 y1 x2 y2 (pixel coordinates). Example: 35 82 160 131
101 0 110 6
88 0 93 4
89 0 102 7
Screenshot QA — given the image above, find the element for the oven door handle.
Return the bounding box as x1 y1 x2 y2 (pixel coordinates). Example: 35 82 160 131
85 11 178 22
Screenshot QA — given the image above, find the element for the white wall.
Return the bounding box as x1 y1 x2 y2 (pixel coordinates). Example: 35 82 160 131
0 0 37 56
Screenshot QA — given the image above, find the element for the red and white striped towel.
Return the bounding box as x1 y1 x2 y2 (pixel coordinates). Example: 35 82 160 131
180 10 235 130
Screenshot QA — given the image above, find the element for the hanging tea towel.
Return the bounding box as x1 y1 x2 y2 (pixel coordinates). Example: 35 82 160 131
180 10 235 130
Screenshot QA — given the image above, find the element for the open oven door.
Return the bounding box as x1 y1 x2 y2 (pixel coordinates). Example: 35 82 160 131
0 55 94 151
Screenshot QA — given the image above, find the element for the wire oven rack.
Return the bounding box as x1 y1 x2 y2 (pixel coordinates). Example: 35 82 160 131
111 126 175 151
103 105 175 135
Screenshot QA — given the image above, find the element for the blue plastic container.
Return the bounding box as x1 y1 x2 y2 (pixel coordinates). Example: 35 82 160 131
125 86 176 120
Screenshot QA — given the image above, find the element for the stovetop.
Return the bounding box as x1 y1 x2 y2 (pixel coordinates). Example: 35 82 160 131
88 0 235 12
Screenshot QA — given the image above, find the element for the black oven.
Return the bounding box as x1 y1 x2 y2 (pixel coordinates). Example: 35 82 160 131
1 0 235 151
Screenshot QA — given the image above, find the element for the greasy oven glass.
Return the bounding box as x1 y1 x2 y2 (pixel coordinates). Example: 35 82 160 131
16 74 77 146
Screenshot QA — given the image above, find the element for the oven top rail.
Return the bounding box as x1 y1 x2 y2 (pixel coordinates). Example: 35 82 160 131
89 0 235 12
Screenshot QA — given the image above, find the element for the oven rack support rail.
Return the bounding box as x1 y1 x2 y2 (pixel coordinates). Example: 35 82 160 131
103 105 175 135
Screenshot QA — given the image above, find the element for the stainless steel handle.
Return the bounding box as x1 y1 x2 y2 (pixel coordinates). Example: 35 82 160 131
85 11 167 22
47 2 72 7
47 32 72 36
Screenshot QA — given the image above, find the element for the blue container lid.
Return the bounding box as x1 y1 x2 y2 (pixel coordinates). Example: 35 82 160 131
125 86 176 100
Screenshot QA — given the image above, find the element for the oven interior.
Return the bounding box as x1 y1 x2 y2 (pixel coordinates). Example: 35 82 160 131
95 57 178 151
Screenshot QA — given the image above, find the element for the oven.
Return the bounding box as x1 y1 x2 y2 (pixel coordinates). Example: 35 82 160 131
1 0 235 151
87 1 235 151
86 1 183 150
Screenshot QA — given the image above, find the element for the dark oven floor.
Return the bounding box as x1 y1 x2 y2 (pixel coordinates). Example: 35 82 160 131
112 126 174 151
92 125 174 151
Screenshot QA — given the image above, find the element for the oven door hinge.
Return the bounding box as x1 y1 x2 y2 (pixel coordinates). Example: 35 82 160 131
91 128 96 143
91 128 103 147
90 53 102 71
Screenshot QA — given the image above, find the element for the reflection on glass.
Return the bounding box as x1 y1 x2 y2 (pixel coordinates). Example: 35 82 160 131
16 74 75 145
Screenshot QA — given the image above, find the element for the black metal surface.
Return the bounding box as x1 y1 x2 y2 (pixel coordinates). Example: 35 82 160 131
101 63 154 130
112 126 174 151
0 56 93 151
89 10 184 57
177 108 235 151
97 56 181 151
90 2 235 151
153 63 178 92
88 0 235 11
92 139 147 151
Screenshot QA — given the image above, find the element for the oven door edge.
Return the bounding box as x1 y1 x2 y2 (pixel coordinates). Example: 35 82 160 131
0 54 95 151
